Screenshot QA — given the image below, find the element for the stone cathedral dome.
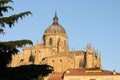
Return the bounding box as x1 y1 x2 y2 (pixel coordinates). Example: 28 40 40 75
44 14 66 35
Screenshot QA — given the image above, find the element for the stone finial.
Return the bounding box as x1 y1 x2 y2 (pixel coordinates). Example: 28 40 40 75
86 44 93 53
113 70 116 75
53 12 59 25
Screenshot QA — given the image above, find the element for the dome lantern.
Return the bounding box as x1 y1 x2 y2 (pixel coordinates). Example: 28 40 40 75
53 12 59 25
44 13 67 35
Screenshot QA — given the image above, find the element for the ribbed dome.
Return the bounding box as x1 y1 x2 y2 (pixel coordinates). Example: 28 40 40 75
44 24 66 34
44 14 66 35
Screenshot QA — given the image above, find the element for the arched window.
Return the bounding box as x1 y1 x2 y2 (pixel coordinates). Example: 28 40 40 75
49 38 53 45
29 55 34 63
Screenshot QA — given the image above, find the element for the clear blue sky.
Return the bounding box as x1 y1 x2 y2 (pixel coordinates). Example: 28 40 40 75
1 0 120 72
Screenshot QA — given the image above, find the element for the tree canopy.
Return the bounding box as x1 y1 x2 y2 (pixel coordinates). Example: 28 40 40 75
0 0 32 34
0 1 53 79
0 64 53 80
0 0 33 68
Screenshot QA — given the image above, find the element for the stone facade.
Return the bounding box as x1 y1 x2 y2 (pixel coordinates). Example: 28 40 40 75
10 14 101 72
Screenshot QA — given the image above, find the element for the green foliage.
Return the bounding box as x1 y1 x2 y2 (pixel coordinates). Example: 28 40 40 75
0 39 33 48
0 0 13 6
0 40 33 68
0 11 32 28
37 75 44 80
0 64 53 80
0 28 4 34
0 6 13 16
0 1 53 80
0 0 33 69
0 0 32 34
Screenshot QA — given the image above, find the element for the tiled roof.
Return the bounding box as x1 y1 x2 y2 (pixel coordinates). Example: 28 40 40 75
47 68 120 80
47 72 63 80
68 50 85 56
48 50 85 58
64 68 120 76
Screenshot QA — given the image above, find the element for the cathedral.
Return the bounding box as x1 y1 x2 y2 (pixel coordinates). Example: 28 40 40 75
10 13 101 72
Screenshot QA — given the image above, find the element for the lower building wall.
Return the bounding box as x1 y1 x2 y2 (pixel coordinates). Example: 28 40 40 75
64 75 120 80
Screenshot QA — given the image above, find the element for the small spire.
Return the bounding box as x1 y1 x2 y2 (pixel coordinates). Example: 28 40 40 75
55 10 57 17
99 53 102 69
53 11 59 25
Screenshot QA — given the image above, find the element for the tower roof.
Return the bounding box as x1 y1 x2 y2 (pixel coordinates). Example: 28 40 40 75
44 13 66 35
